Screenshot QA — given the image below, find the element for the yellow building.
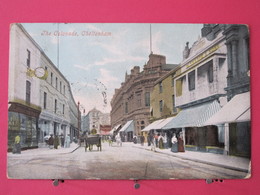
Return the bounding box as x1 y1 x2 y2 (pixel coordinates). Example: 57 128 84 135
150 66 180 120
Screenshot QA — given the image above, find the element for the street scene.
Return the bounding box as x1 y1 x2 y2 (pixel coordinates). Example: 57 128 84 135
8 141 249 180
8 23 251 180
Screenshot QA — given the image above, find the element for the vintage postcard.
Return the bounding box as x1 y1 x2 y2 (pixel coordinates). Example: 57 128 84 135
7 23 251 180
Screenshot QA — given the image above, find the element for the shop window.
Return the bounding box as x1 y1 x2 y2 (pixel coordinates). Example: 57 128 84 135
26 80 31 104
188 70 195 91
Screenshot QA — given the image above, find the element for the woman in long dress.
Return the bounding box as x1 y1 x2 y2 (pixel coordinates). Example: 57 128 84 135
171 134 178 153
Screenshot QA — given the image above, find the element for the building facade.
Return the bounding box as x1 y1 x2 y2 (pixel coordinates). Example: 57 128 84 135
8 24 80 150
150 65 179 119
110 53 177 138
82 108 110 134
8 23 42 151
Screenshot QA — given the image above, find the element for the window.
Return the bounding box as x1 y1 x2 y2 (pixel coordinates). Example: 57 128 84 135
26 81 31 104
60 81 62 92
159 100 163 112
244 37 250 71
172 95 177 113
51 72 53 85
188 70 195 91
63 85 66 95
208 63 214 83
63 104 65 114
171 75 175 87
159 82 163 93
54 99 57 113
176 77 183 97
125 102 128 114
43 92 47 109
56 77 58 89
26 49 31 68
141 121 145 125
145 92 150 107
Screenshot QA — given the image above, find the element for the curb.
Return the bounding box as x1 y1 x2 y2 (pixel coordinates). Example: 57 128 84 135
133 145 249 173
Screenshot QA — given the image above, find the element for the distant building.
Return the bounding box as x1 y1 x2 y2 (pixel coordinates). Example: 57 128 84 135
82 108 110 134
110 53 177 139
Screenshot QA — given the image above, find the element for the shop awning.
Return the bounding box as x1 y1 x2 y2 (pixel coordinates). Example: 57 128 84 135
205 92 250 125
162 100 221 129
119 120 134 133
154 117 174 129
141 119 164 132
109 124 121 134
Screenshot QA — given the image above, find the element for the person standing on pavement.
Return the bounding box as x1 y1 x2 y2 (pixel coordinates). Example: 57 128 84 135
48 134 54 149
60 134 65 148
178 133 185 152
158 134 164 149
163 133 168 149
140 135 145 146
150 133 156 152
171 134 178 152
54 135 59 149
13 134 21 154
65 134 71 148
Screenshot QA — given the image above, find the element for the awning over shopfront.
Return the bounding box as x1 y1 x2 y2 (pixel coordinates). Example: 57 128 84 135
162 100 221 129
119 120 134 133
141 119 164 132
205 92 250 125
109 124 121 135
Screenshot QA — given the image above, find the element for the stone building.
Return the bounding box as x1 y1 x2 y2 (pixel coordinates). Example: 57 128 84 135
8 24 80 150
110 53 177 139
82 108 110 134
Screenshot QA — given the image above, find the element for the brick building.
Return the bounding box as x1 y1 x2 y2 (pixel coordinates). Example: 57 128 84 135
110 53 177 139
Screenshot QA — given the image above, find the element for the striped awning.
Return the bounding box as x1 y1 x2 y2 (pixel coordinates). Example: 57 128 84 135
141 119 165 132
205 92 250 125
162 100 221 129
119 120 134 133
109 124 121 134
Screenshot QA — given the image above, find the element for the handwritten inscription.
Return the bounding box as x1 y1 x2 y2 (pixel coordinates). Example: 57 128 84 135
41 30 112 37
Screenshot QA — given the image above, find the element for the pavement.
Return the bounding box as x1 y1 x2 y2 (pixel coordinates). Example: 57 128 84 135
8 141 251 174
133 144 251 174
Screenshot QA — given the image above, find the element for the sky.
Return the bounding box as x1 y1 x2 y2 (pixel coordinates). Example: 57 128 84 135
22 23 203 114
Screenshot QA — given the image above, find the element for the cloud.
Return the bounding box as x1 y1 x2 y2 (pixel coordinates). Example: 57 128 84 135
73 64 90 71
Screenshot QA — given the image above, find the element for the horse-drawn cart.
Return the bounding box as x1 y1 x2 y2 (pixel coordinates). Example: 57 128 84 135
85 135 102 152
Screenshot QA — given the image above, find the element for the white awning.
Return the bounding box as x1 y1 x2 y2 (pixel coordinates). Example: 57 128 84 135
162 100 221 129
109 124 121 134
205 92 250 125
154 117 174 129
141 119 164 132
119 120 134 133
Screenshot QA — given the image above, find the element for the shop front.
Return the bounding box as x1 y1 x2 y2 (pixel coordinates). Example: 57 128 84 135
8 102 41 151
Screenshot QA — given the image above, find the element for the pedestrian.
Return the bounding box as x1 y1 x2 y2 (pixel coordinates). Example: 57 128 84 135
12 135 21 154
154 133 159 147
147 132 151 146
108 136 113 146
115 134 122 146
48 134 54 149
150 133 156 152
158 134 164 149
65 134 71 148
163 133 168 149
60 134 65 148
54 135 59 149
171 133 178 153
140 135 145 146
178 133 185 152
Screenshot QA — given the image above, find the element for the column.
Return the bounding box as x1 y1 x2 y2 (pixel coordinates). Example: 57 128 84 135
231 40 238 77
224 123 229 155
